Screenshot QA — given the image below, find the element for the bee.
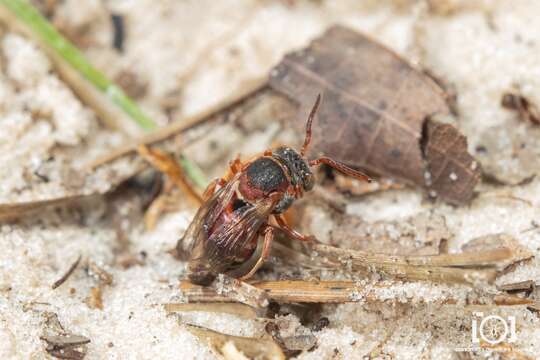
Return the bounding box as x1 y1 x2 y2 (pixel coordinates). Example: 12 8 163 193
180 95 371 285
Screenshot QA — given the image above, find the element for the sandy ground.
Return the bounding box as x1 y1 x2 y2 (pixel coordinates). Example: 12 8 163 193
2 1 540 359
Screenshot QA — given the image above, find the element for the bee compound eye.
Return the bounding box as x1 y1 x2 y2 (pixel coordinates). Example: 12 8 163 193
303 173 315 191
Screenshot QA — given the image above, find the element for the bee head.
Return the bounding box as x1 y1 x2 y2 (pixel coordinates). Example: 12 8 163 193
272 146 314 192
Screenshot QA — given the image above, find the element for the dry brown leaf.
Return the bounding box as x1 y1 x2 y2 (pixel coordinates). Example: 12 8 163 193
422 120 481 203
269 25 480 204
40 312 90 360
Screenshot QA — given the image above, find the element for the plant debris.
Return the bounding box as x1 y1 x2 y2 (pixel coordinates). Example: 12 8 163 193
268 25 481 204
268 231 530 286
83 260 113 310
86 260 113 286
85 286 104 310
497 280 536 293
460 233 533 270
210 274 270 308
501 90 540 125
527 302 540 313
41 335 90 360
179 279 531 307
308 242 498 285
164 303 259 319
185 324 285 360
41 312 90 360
265 322 317 357
265 322 302 358
52 254 82 289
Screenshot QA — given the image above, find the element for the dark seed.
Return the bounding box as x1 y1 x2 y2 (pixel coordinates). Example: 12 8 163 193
111 14 125 53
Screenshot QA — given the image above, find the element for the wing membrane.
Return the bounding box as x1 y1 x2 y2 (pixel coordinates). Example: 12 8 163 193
179 173 277 273
178 173 240 257
202 197 276 271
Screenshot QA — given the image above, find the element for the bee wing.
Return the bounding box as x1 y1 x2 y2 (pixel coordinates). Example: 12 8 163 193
182 174 278 273
177 173 241 258
200 195 277 271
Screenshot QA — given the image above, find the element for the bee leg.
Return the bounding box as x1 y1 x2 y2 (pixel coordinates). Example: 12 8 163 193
274 214 315 242
239 226 275 280
138 145 203 205
223 155 243 181
201 178 227 201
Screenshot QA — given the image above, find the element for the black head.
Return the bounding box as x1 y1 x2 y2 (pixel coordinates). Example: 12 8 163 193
272 146 314 192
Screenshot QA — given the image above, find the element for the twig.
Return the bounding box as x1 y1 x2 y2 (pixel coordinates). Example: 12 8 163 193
313 243 512 267
526 302 540 313
179 280 534 306
0 196 87 221
164 303 259 319
209 274 269 308
270 233 523 285
137 145 205 201
493 294 535 306
85 77 268 169
498 280 536 292
51 255 81 290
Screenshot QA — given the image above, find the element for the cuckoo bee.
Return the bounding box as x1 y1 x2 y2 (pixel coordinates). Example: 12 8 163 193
180 95 371 285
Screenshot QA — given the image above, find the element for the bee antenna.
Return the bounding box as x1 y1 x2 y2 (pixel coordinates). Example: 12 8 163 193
309 156 372 183
300 94 321 157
